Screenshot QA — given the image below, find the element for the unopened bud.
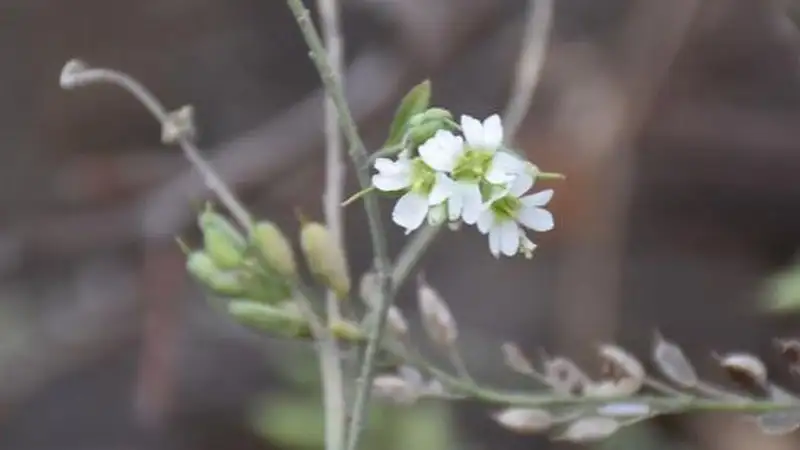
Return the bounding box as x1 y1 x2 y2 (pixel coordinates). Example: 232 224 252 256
493 408 553 434
300 221 351 299
417 275 457 349
227 300 310 339
198 205 247 269
408 121 447 148
250 221 297 278
187 251 247 297
716 352 768 388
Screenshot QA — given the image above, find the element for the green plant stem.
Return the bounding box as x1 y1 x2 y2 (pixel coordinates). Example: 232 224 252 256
283 2 393 449
318 0 347 448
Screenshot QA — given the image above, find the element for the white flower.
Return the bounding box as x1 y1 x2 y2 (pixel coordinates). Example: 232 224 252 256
461 114 525 185
415 116 526 225
372 155 452 234
476 173 555 258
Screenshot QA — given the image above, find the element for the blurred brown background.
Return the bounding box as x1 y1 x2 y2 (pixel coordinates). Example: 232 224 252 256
3 0 800 449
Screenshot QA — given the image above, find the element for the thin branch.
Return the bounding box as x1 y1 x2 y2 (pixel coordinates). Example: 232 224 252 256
318 0 347 448
282 3 394 450
502 0 554 142
59 62 253 232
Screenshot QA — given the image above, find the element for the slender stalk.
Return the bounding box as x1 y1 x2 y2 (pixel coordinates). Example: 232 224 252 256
318 0 347 448
59 64 253 231
502 0 553 142
58 61 349 447
283 2 392 449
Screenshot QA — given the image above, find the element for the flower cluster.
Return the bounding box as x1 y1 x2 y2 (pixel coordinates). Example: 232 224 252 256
372 114 554 258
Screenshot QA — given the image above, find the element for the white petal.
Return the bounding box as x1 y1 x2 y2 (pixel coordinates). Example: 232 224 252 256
509 172 534 197
482 114 503 148
374 157 409 176
418 130 462 172
488 226 502 258
485 152 523 184
499 221 520 256
518 206 554 232
392 192 429 234
461 114 486 148
447 191 463 222
429 173 455 205
521 189 554 207
372 173 411 191
427 204 447 225
477 211 494 234
460 183 484 225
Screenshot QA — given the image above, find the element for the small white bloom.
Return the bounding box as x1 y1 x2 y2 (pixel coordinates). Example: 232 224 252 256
417 130 464 173
373 153 455 234
461 114 503 150
477 172 555 258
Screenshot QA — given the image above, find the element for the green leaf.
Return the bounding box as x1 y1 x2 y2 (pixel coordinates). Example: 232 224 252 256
763 265 800 313
384 80 431 148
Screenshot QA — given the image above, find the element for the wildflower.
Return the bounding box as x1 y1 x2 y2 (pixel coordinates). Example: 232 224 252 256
417 115 527 224
371 154 452 234
476 173 554 258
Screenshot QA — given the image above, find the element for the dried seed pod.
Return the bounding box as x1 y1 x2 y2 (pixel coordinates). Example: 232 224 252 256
543 357 589 395
250 221 297 279
599 344 645 381
398 366 424 388
775 338 800 376
502 342 536 376
417 275 458 349
493 408 554 434
59 59 89 88
583 379 641 398
372 375 419 404
652 332 698 388
757 412 800 436
162 105 196 144
359 271 408 338
716 352 768 388
387 306 409 337
556 417 620 442
358 271 379 308
596 402 651 418
299 221 351 299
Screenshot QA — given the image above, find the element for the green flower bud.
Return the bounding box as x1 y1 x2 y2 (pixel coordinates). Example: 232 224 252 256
227 300 311 339
329 319 365 342
420 107 452 122
299 222 351 299
198 205 247 269
250 221 297 278
406 108 456 148
187 251 248 297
